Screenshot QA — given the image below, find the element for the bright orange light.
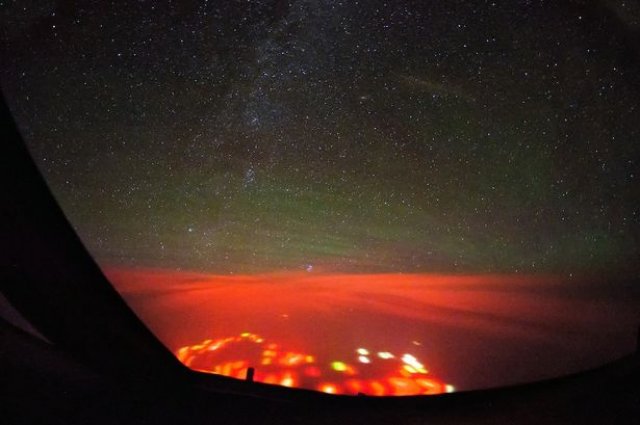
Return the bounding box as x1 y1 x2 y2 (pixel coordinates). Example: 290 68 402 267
208 342 222 351
174 332 451 396
280 352 305 366
318 383 340 394
280 372 297 387
176 347 190 362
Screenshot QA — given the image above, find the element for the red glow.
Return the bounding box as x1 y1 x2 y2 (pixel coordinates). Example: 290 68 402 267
105 267 639 393
174 332 449 396
304 366 322 378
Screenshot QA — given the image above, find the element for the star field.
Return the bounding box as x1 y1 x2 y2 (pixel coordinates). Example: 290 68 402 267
2 0 639 276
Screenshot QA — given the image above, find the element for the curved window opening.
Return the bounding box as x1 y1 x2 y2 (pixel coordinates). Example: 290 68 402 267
2 1 639 396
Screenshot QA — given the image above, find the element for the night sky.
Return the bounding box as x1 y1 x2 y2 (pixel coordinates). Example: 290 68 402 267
2 0 640 276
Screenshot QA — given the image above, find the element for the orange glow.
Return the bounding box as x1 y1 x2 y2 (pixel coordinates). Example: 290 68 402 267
402 365 417 374
280 352 305 366
304 366 321 377
416 378 447 394
105 267 637 396
344 365 357 376
388 377 421 396
368 380 386 396
183 356 194 367
280 372 297 387
173 332 450 396
176 347 190 362
318 383 340 394
263 373 279 384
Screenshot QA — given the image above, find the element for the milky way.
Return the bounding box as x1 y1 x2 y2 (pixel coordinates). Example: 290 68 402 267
2 1 639 276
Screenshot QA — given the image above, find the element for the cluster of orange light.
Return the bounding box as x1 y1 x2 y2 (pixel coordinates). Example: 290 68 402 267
175 332 454 396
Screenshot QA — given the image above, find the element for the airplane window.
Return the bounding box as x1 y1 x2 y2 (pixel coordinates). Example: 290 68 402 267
2 1 639 395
